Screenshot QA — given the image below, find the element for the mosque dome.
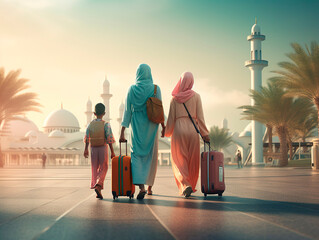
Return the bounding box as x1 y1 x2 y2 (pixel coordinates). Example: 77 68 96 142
239 123 252 137
49 130 65 138
239 122 267 137
43 108 80 133
251 24 261 35
25 130 38 138
5 117 39 137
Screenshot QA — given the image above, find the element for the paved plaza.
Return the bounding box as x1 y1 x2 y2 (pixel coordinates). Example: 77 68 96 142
0 166 319 240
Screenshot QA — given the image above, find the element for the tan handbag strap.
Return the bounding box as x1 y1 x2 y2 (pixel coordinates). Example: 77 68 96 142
154 85 157 96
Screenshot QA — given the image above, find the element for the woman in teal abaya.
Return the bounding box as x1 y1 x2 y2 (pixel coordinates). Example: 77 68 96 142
120 64 165 199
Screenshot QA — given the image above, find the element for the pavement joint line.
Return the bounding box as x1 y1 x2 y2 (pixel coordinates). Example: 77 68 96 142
33 192 95 240
223 191 314 240
0 188 80 228
145 203 179 240
55 192 95 221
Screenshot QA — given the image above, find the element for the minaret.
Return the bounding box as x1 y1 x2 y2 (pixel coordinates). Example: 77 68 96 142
117 101 125 136
222 118 228 129
85 98 93 127
245 19 268 164
101 75 112 122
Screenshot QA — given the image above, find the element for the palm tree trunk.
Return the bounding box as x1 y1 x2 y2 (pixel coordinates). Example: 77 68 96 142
302 137 307 153
315 97 319 137
267 125 273 153
276 126 288 166
288 139 293 160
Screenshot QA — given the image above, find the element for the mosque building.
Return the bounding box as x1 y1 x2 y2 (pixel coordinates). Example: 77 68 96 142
0 77 171 167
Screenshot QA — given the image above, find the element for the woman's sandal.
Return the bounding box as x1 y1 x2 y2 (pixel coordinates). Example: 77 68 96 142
94 184 103 199
147 190 153 195
137 191 147 200
183 186 193 198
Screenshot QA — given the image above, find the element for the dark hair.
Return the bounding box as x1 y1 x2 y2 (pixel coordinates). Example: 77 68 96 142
94 103 105 115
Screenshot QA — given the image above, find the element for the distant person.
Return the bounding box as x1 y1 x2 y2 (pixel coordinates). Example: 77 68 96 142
120 63 165 200
41 153 47 168
236 150 242 168
84 103 115 199
0 155 3 168
165 72 210 198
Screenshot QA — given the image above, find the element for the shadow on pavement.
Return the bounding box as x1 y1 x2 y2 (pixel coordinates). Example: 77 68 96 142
102 195 319 216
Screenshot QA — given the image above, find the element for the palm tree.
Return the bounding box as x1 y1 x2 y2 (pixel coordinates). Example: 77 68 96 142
208 126 232 152
239 82 313 166
284 99 316 158
0 68 41 167
270 42 319 136
294 107 317 153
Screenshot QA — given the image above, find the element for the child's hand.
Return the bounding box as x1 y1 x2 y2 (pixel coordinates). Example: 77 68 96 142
111 152 115 159
84 149 89 158
161 125 166 138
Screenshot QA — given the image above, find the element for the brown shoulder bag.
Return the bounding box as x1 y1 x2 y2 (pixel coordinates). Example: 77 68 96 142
146 85 164 124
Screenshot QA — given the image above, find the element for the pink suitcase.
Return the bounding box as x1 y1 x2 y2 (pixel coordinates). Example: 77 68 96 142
182 103 225 197
201 143 225 197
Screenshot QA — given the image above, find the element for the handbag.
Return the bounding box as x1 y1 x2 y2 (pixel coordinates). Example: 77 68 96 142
146 85 164 124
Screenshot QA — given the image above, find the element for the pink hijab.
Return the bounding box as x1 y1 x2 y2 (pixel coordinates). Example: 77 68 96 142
172 72 196 103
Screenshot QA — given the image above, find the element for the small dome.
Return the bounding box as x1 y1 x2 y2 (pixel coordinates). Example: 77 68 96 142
239 122 267 137
251 24 261 35
239 123 252 137
25 130 38 138
5 117 39 137
43 109 80 133
49 130 65 138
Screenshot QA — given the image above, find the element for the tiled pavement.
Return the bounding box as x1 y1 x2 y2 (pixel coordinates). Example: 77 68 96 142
0 166 318 240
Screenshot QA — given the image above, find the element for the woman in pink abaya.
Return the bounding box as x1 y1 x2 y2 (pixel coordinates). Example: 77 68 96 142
165 72 210 198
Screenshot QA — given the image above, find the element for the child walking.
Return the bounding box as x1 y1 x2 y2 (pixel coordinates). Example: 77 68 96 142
84 103 115 199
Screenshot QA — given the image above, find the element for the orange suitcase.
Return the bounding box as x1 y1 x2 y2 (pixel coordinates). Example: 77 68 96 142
112 141 135 200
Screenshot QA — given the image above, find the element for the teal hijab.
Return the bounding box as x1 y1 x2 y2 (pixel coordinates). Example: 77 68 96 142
131 64 155 109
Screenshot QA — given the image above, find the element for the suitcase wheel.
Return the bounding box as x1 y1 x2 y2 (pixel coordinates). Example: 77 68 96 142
218 193 222 197
204 193 207 197
112 191 117 200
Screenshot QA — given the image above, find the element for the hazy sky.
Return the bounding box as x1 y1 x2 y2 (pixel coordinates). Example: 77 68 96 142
1 0 319 138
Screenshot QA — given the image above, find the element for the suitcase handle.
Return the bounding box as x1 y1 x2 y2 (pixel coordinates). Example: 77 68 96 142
119 140 128 156
204 141 211 153
204 141 210 191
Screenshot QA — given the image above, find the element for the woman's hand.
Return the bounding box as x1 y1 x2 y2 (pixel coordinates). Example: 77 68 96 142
161 125 166 138
203 135 210 143
110 151 116 159
161 123 166 138
119 135 126 143
119 126 127 142
84 148 89 158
